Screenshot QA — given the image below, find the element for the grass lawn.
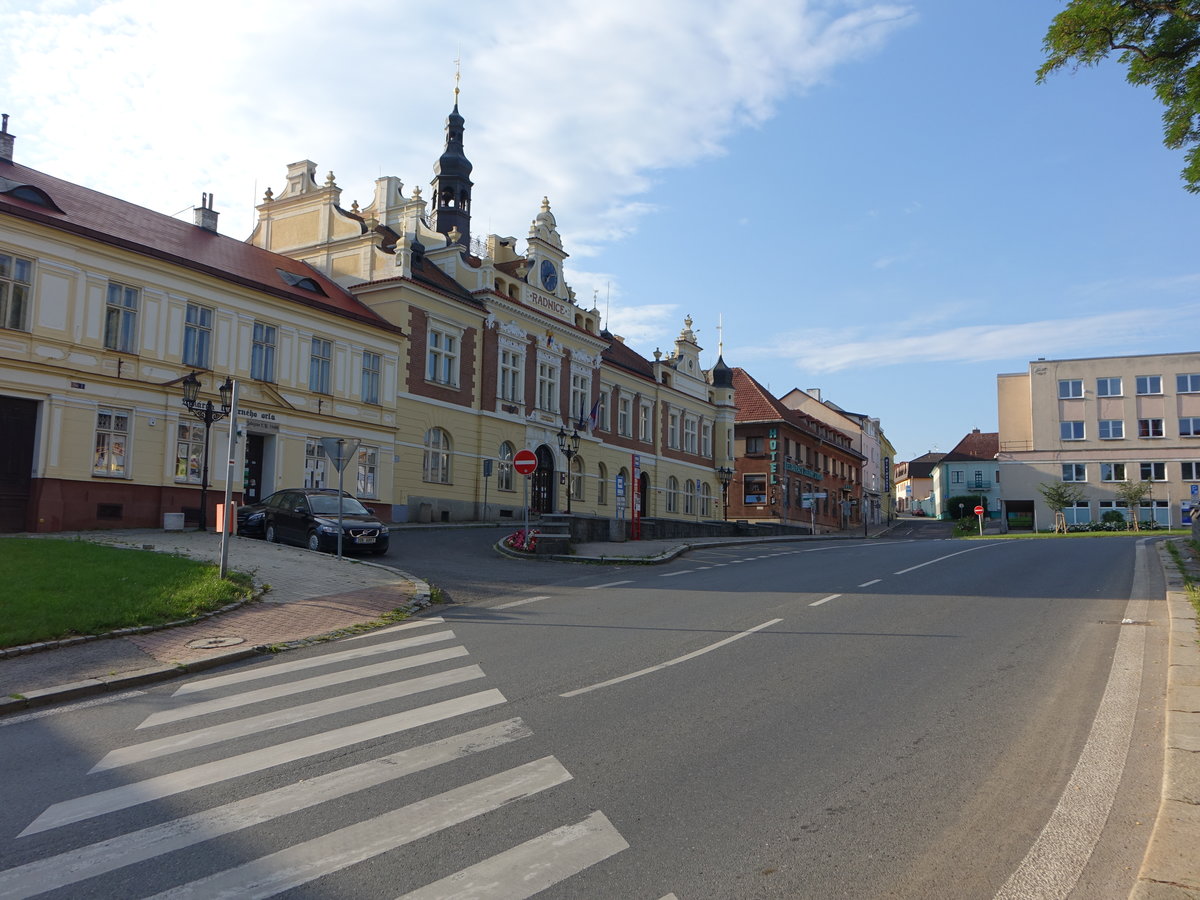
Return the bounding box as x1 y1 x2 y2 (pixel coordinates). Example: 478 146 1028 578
0 538 254 648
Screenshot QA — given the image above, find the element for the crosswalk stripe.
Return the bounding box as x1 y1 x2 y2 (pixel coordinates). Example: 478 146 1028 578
94 665 486 772
139 646 471 729
338 617 446 643
173 628 456 696
493 595 550 609
0 719 532 900
143 757 573 899
20 689 507 836
398 811 628 900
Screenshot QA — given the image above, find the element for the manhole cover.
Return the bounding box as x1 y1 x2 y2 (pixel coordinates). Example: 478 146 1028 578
186 636 247 649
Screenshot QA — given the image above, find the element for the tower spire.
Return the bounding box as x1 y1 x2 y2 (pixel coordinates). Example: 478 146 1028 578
431 65 473 248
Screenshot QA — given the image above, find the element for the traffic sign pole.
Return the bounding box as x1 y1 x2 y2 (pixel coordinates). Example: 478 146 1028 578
975 504 985 536
512 449 538 537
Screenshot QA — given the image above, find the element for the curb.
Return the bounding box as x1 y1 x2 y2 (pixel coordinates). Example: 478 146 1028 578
1129 541 1200 898
493 531 875 565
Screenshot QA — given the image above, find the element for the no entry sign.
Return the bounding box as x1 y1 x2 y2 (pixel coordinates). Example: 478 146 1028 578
974 505 984 516
513 449 538 476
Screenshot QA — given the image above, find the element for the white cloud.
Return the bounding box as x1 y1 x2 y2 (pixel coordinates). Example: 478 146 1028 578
739 306 1200 373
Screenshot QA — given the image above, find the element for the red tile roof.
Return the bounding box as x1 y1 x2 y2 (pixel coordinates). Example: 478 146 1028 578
0 159 400 332
943 429 999 461
601 335 656 381
732 368 863 457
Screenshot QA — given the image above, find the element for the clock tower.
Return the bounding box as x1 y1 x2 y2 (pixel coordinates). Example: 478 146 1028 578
525 196 569 300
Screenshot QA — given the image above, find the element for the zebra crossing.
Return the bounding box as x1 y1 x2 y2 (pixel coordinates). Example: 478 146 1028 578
2 617 629 898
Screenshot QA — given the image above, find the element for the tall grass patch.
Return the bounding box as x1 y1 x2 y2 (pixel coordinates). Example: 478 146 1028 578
0 538 253 647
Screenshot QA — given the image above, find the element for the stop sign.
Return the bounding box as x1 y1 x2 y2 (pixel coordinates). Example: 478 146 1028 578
974 505 984 516
513 449 538 476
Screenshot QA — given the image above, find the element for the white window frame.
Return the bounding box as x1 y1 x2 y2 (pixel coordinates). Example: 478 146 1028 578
1100 462 1127 482
1060 421 1085 441
356 445 379 497
618 397 632 436
597 462 608 504
423 427 452 484
684 479 695 515
183 302 213 369
1140 461 1167 481
0 251 33 332
1180 417 1200 437
668 411 680 449
1177 373 1200 394
1139 499 1170 526
427 323 461 387
570 371 590 426
1098 419 1124 440
1096 377 1122 397
304 438 328 489
1061 463 1086 482
174 422 205 484
309 337 332 394
570 456 584 502
700 482 713 517
701 421 712 457
536 358 559 412
666 475 679 513
1136 375 1163 395
1058 379 1084 399
361 351 382 405
683 417 698 454
498 442 515 492
499 346 524 403
251 322 277 382
1138 418 1164 438
1182 461 1200 480
104 282 139 353
94 407 131 477
1063 502 1092 525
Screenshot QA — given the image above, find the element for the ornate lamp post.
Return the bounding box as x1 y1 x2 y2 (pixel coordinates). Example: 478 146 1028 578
716 466 734 521
180 372 233 531
556 424 581 514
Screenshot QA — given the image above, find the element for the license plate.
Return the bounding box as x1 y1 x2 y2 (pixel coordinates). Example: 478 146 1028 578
354 536 376 544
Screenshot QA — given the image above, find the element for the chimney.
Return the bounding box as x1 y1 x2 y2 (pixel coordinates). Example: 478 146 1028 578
0 114 14 163
807 388 821 402
193 192 219 231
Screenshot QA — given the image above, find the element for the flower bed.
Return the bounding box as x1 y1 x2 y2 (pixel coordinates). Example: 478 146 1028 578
505 529 539 553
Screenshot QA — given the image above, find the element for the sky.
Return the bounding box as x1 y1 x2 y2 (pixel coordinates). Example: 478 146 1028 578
3 0 1199 462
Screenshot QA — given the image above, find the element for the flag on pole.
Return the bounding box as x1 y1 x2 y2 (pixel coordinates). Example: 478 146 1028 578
587 399 601 431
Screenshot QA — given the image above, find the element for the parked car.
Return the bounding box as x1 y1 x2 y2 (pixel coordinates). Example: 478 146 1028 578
237 488 389 555
911 507 926 516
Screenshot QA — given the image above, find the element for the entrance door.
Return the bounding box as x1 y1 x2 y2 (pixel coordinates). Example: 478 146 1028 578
0 397 37 532
244 434 265 504
531 444 556 515
638 472 649 518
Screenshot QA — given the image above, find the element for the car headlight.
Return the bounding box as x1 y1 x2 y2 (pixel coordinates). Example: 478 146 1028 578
317 524 339 535
379 526 389 535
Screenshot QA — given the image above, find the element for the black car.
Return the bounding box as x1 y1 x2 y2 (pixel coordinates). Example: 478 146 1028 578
238 488 390 555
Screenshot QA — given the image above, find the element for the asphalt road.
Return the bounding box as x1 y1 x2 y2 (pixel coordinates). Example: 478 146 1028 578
0 532 1167 899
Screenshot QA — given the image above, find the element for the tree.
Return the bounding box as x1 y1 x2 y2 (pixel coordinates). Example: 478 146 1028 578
1038 1 1200 191
1115 479 1153 529
1037 481 1087 532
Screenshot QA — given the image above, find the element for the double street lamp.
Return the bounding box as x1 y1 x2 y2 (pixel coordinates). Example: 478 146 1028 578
180 372 233 531
556 424 581 514
716 466 734 521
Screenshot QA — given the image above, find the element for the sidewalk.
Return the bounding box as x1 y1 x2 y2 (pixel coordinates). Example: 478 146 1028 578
0 530 431 712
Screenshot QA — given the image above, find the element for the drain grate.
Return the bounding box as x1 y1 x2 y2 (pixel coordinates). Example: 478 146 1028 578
185 636 247 649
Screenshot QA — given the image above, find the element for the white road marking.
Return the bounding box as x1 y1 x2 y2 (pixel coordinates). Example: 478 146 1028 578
398 811 628 899
95 665 487 772
659 570 693 577
21 689 507 835
993 540 1151 900
859 579 881 587
561 619 782 698
338 617 446 643
0 720 532 900
144 757 573 899
0 691 145 728
139 647 472 728
893 542 1002 575
809 594 841 607
174 629 456 695
494 595 550 609
587 580 633 590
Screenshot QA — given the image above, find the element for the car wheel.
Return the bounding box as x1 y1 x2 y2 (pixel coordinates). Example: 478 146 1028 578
307 531 323 553
266 523 279 544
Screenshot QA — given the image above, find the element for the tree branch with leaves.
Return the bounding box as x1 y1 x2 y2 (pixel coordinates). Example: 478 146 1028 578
1037 480 1087 532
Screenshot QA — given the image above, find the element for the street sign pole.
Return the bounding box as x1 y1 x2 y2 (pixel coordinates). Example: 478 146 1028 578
218 380 240 579
320 436 361 561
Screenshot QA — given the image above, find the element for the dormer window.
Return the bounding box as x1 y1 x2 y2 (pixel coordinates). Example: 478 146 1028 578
0 177 62 212
276 269 326 295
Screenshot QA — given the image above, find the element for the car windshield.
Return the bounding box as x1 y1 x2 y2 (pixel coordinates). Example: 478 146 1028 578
308 495 370 516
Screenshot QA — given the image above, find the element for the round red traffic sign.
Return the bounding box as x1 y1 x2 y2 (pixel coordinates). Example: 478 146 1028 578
513 449 538 476
974 505 985 516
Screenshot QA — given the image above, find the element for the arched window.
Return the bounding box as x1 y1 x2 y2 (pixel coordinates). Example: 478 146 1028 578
684 479 695 515
571 456 584 502
700 482 713 518
597 462 608 505
423 428 451 483
667 476 679 513
497 442 515 492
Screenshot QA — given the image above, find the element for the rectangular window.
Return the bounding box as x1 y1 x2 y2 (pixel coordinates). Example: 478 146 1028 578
618 397 631 436
1180 417 1200 437
174 422 204 483
536 360 559 411
1138 418 1164 438
596 391 609 430
684 417 697 454
1182 462 1200 480
499 348 523 403
183 303 213 369
304 439 328 489
1096 377 1122 397
356 445 378 497
103 283 139 353
744 474 767 504
1139 500 1170 527
952 470 963 483
1098 500 1129 521
361 351 381 404
1063 502 1092 525
745 436 764 455
639 403 651 442
1058 379 1084 399
1177 373 1200 393
0 252 32 331
1098 419 1124 440
1136 375 1162 395
570 373 590 424
309 337 332 394
251 322 277 382
668 411 680 449
1060 421 1085 441
701 421 712 457
427 327 459 386
1061 463 1086 482
1100 462 1127 482
1140 461 1166 481
93 407 130 477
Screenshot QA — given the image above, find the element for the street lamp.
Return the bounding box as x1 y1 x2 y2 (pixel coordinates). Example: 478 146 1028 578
556 424 581 514
180 372 233 531
716 466 734 521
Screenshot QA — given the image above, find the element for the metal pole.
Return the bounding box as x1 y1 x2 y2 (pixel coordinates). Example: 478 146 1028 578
523 474 529 537
198 409 213 532
336 438 346 560
219 380 240 578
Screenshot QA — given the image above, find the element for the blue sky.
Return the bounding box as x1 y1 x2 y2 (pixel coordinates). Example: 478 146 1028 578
3 0 1197 461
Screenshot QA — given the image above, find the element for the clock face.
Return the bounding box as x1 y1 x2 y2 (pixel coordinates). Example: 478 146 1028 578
540 259 558 292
